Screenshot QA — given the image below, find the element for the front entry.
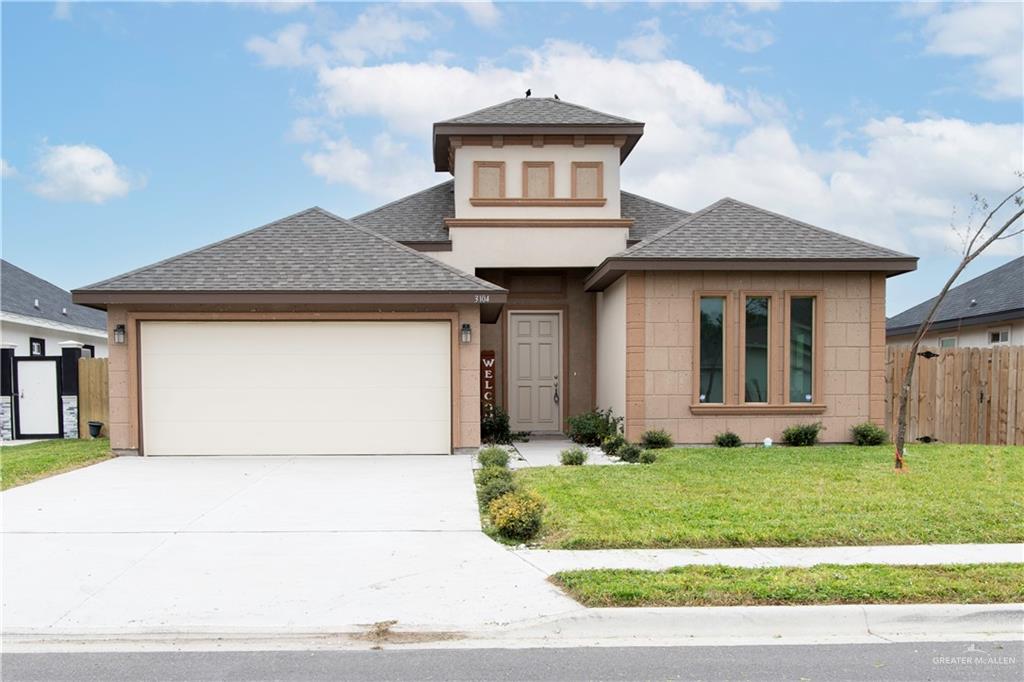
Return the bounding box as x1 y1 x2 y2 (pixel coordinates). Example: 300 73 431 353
508 312 562 433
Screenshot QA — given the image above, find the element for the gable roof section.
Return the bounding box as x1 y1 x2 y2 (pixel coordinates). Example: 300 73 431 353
73 207 505 308
886 256 1024 335
349 180 690 244
2 259 106 330
438 97 640 126
586 197 917 290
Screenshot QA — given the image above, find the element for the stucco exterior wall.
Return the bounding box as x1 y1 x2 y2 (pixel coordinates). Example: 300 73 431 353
631 270 885 444
595 274 626 421
888 318 1024 348
0 319 108 357
432 226 629 272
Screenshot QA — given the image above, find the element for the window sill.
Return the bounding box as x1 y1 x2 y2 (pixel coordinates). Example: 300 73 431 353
689 403 827 416
469 197 607 207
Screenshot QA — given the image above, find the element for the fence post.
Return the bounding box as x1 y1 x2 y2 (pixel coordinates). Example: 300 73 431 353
59 341 83 439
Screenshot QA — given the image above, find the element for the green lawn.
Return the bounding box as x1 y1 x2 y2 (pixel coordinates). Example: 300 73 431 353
516 444 1024 549
1 438 112 490
553 563 1024 607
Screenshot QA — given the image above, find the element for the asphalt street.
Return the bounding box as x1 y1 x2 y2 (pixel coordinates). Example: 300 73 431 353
3 641 1022 681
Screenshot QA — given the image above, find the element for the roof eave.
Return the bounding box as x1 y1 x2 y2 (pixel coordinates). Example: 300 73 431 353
71 289 509 309
432 122 645 172
584 257 919 292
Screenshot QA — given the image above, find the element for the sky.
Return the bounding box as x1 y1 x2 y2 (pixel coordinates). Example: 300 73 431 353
2 0 1022 315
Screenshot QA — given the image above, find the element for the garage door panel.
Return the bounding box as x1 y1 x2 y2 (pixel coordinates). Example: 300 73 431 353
140 321 452 455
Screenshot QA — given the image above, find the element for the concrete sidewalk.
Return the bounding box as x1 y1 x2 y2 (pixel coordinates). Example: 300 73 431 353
509 436 614 468
515 543 1024 573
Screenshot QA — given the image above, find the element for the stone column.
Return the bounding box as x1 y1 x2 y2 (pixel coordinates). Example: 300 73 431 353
0 344 14 441
59 341 83 439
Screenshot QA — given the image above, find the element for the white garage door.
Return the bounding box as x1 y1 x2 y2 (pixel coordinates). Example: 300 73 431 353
140 321 451 456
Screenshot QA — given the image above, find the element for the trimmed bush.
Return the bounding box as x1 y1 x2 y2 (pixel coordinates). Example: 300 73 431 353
481 406 513 444
782 422 824 447
488 491 544 542
475 466 513 488
601 433 626 458
560 446 588 466
478 477 517 508
477 446 510 468
566 408 622 446
713 431 743 448
618 443 642 463
851 422 889 446
639 449 658 464
640 429 674 449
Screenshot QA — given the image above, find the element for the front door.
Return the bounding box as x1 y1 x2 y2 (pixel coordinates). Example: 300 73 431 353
508 312 562 432
13 358 62 438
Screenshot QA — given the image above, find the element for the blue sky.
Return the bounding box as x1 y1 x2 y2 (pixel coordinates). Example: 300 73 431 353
2 1 1021 314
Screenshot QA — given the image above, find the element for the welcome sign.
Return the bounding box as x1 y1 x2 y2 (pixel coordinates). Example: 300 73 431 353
481 350 496 417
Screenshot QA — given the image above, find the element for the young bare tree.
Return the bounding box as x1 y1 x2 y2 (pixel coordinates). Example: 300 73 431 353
894 176 1024 469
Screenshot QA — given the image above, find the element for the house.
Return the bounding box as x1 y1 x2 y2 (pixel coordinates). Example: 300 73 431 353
887 256 1023 348
72 97 916 456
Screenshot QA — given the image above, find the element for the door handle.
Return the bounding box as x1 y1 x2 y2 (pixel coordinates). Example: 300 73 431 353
553 375 559 404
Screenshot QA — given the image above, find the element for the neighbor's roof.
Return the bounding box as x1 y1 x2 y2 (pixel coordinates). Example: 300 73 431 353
350 180 690 244
1 260 106 330
585 197 917 290
437 97 641 126
73 207 505 307
886 256 1024 335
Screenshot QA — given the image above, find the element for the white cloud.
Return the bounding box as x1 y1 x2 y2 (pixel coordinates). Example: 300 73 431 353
920 3 1023 99
246 23 318 68
302 133 435 199
1 159 17 178
460 1 501 28
617 18 670 60
52 2 71 21
739 1 781 13
703 13 775 52
31 144 140 203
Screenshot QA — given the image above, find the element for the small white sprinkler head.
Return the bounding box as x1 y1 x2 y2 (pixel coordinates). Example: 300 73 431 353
763 437 773 448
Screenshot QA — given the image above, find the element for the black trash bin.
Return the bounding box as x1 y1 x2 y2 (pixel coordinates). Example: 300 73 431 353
88 421 104 438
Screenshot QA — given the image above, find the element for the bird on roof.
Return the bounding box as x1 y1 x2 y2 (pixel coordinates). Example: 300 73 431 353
553 94 559 100
525 88 531 97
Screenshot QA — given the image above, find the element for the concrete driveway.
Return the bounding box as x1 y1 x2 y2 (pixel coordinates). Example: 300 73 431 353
2 456 578 636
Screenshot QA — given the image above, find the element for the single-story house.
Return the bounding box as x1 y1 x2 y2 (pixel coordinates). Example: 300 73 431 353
73 97 916 456
887 255 1023 348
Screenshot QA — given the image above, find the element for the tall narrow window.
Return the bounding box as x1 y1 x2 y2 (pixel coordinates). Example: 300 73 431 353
699 297 725 403
572 162 603 199
523 162 553 198
789 297 815 403
744 296 770 402
473 161 505 199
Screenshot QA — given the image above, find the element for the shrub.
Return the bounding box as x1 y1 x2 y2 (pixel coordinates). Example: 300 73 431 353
713 431 743 448
601 433 626 458
481 406 513 444
488 491 544 541
566 408 622 446
475 466 513 488
639 449 658 464
478 477 517 508
640 429 674 449
560 446 588 466
851 422 889 446
477 446 510 468
782 422 824 447
618 443 642 463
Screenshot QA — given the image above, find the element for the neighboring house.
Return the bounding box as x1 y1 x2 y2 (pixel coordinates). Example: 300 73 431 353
887 256 1024 349
1 260 108 358
73 97 916 455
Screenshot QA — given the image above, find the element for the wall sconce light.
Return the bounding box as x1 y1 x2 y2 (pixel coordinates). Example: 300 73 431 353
113 324 126 344
460 323 472 344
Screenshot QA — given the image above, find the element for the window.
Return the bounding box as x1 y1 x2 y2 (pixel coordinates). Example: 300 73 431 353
788 297 815 403
698 296 726 403
522 161 554 199
571 162 603 199
473 161 505 199
989 329 1010 345
82 344 96 358
743 296 770 402
29 337 45 357
939 337 957 348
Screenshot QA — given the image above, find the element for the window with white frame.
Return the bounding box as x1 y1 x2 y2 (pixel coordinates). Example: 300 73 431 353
939 337 957 348
988 328 1010 345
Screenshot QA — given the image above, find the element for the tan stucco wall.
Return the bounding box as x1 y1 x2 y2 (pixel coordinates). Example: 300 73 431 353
595 274 626 420
630 270 886 443
103 305 480 454
432 226 630 271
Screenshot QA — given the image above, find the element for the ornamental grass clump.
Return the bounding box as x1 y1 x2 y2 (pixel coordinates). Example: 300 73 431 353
601 433 626 458
851 422 889 446
477 446 510 468
782 422 824 447
640 429 674 449
617 443 643 463
639 449 658 464
560 446 588 466
713 431 743 448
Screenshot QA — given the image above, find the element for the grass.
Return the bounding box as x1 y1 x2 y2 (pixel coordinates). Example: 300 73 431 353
1 438 113 490
516 444 1024 549
552 563 1024 607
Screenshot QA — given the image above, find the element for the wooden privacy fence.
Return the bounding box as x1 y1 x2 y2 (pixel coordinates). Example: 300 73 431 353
885 346 1023 446
78 357 109 438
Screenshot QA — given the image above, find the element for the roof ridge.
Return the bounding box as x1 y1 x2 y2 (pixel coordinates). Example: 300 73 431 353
620 189 692 216
349 179 453 221
306 207 505 292
438 97 525 124
75 207 327 291
536 97 639 124
439 96 638 125
619 198 732 256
